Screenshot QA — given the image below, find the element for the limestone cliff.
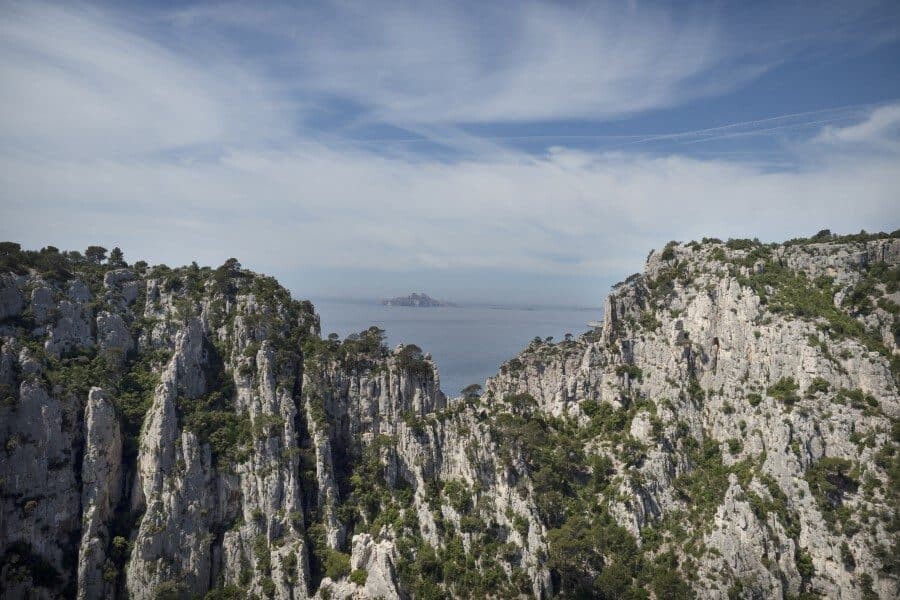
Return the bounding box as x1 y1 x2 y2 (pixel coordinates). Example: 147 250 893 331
484 233 899 599
0 231 897 599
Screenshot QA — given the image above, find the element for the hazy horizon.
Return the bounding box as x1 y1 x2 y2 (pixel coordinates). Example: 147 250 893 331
309 293 604 312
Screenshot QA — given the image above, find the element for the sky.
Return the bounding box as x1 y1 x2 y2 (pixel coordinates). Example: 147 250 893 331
1 0 899 307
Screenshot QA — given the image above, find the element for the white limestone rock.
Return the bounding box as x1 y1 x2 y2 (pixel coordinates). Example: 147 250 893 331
44 300 94 357
77 387 123 600
97 310 133 367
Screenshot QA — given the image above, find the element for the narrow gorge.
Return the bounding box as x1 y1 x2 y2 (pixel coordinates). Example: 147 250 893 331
0 231 897 599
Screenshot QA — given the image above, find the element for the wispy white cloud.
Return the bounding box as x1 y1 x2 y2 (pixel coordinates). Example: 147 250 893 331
2 123 898 277
166 1 747 125
1 1 899 306
0 2 287 158
815 103 900 149
161 0 900 131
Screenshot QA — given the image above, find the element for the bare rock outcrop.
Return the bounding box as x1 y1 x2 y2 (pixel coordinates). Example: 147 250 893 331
77 388 123 600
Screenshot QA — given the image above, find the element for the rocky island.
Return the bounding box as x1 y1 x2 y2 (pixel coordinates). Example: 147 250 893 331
382 293 454 307
0 230 898 599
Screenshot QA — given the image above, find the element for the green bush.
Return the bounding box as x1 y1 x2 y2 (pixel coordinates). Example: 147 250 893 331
806 377 830 396
841 542 856 570
260 577 276 597
546 510 656 598
687 376 705 401
767 377 800 405
660 242 678 261
640 311 662 331
648 552 692 599
615 364 643 381
725 238 759 250
805 457 859 533
648 261 689 303
253 535 271 573
177 360 251 466
204 585 247 599
324 550 351 580
349 568 368 585
395 344 433 378
442 479 472 514
796 548 814 578
153 581 186 600
672 438 730 522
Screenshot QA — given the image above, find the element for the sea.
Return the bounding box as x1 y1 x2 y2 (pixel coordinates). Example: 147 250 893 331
311 299 603 397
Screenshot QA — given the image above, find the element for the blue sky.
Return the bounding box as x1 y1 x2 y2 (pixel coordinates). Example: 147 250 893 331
1 1 899 306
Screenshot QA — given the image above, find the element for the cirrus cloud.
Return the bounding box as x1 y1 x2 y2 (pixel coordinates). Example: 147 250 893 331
1 1 899 306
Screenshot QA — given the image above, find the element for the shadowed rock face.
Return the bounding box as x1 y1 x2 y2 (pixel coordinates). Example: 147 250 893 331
0 233 897 599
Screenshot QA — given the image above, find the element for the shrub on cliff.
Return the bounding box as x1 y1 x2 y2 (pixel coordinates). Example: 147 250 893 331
396 344 432 378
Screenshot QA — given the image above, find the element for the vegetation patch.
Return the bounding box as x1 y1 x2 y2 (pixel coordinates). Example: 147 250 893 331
767 377 800 406
177 353 251 466
805 457 859 534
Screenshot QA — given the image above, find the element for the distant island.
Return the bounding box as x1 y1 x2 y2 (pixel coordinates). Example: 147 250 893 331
382 293 455 307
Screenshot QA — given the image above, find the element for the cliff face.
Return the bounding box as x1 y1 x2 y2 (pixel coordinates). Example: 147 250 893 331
485 235 899 599
0 251 549 600
0 233 897 600
1 258 322 600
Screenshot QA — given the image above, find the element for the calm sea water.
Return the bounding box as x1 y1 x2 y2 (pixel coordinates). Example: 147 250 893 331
311 299 602 397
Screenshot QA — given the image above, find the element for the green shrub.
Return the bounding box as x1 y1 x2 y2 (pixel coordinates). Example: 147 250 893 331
797 548 814 578
860 573 879 600
687 376 705 401
616 364 643 381
805 457 859 533
442 480 472 514
547 513 640 597
725 238 758 250
841 542 856 570
349 569 368 585
640 311 662 331
672 438 730 523
253 535 271 573
282 551 298 584
648 261 689 303
834 388 878 410
204 585 246 599
504 358 524 374
649 552 692 599
324 550 351 580
260 577 276 597
396 344 433 378
768 377 800 405
660 242 678 261
177 360 251 466
806 377 830 396
460 384 482 398
153 581 186 600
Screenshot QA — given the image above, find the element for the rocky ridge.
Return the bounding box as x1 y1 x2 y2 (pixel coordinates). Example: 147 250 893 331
484 232 899 598
0 231 897 599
